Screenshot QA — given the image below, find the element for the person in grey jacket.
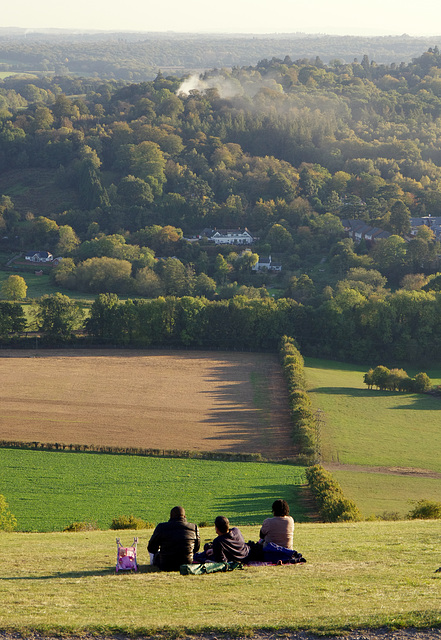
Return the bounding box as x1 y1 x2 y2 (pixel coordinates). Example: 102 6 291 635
148 506 200 571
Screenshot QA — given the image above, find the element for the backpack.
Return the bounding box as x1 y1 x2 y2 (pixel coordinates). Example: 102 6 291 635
263 542 306 564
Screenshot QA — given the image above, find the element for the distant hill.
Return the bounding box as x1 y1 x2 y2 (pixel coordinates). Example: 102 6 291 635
1 31 441 80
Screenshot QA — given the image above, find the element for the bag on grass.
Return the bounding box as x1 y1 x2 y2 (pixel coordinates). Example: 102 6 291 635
263 542 305 564
180 561 242 575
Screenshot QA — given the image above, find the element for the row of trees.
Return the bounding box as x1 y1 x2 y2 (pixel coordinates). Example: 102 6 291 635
3 288 441 366
363 366 432 393
279 336 317 460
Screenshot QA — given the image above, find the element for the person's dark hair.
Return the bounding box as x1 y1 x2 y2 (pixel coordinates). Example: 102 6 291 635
215 515 230 534
272 499 290 517
170 506 185 519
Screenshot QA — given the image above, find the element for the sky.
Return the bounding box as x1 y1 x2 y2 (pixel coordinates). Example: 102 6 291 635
3 0 441 37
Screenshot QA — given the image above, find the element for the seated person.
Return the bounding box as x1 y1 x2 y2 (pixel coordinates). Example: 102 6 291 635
211 516 250 563
147 505 200 571
259 499 294 549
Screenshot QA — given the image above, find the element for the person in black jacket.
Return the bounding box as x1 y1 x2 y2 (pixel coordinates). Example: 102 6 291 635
211 516 250 563
148 506 200 571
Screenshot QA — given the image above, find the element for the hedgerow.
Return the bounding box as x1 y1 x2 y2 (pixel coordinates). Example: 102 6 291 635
63 520 100 532
279 335 316 460
305 464 362 522
110 515 153 530
407 499 441 520
0 440 264 462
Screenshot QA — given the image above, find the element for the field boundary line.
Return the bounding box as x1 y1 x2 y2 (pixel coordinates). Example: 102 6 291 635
0 439 304 465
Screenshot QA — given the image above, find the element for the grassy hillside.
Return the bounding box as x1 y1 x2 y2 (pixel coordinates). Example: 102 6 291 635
306 358 441 471
305 358 441 518
0 520 439 634
331 470 441 518
0 448 308 532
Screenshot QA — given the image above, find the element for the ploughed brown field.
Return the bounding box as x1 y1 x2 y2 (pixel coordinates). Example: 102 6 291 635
0 349 295 458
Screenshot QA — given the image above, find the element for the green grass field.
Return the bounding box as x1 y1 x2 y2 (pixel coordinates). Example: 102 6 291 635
305 358 441 518
1 520 439 634
0 269 97 302
331 470 441 518
306 358 441 471
0 448 308 532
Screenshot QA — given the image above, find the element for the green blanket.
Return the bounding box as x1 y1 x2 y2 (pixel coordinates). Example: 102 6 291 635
180 561 243 575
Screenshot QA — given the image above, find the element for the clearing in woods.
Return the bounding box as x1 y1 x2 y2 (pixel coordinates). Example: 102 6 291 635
0 349 294 458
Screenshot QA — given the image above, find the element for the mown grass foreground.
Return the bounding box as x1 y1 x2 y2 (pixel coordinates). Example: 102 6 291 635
1 520 440 635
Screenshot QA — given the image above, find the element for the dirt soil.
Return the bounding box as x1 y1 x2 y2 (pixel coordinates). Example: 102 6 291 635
1 629 441 640
0 349 295 458
324 462 441 479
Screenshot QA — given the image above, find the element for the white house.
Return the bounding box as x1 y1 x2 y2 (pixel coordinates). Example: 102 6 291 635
200 228 254 245
252 255 282 272
25 251 53 263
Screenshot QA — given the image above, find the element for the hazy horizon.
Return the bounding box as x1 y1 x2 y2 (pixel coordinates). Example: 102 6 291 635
3 0 441 39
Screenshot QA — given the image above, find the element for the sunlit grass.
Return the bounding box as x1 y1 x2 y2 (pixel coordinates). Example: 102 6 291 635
305 357 441 518
0 520 439 634
0 448 308 532
330 470 441 519
306 358 441 472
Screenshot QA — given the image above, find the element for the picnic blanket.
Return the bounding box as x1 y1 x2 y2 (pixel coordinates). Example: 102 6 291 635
180 561 243 575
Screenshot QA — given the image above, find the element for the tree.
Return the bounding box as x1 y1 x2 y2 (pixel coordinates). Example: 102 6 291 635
214 254 231 284
75 257 133 294
33 293 84 342
371 235 407 282
117 175 154 206
337 267 387 296
27 216 59 250
389 200 411 235
52 258 77 289
371 365 391 390
85 293 120 340
56 225 80 256
266 223 294 252
413 372 432 393
32 106 54 132
133 224 183 255
286 274 315 302
363 369 374 389
193 273 217 298
134 267 164 297
0 301 26 338
1 275 27 300
158 257 194 296
408 499 441 519
234 250 259 272
0 494 16 531
118 141 166 196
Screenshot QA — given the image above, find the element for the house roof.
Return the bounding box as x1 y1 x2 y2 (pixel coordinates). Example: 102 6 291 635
201 227 253 238
25 250 53 258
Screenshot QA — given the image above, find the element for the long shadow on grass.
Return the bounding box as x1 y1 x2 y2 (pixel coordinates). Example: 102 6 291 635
0 568 114 580
310 386 440 410
213 483 311 524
